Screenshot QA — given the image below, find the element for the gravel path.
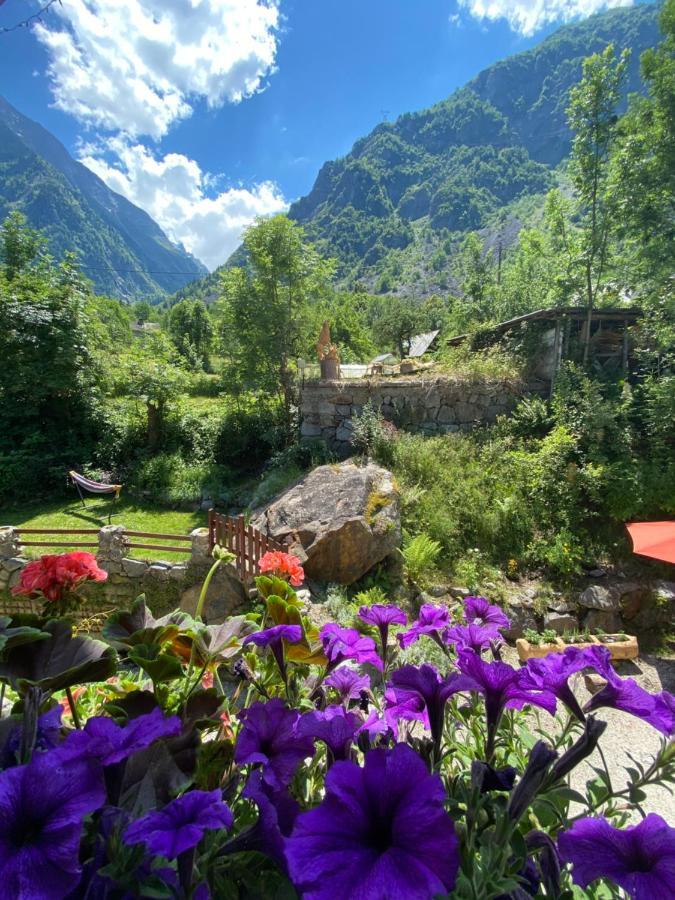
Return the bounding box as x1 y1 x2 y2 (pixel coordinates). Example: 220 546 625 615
503 647 675 823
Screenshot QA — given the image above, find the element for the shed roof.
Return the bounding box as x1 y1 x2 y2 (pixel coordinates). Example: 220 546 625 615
408 329 440 357
446 306 642 346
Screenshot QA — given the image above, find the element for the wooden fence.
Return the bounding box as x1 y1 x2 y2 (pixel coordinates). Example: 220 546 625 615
208 511 284 582
15 527 192 556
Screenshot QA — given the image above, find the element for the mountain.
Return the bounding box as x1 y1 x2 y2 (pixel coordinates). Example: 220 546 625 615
176 2 660 303
0 96 207 301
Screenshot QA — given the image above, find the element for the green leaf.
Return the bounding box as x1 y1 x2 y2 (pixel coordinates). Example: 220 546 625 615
0 616 49 659
0 619 117 694
128 644 184 683
102 597 180 650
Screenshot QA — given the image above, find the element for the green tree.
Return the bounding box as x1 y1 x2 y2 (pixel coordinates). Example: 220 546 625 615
219 215 334 435
0 214 100 499
567 44 628 363
167 299 213 369
452 232 496 323
132 300 153 325
611 0 675 292
371 295 424 358
116 335 188 451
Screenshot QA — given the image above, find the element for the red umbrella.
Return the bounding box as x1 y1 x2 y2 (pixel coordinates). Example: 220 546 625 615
626 522 675 565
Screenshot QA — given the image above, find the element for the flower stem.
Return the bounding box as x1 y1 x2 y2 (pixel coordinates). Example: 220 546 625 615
195 557 224 621
66 686 82 729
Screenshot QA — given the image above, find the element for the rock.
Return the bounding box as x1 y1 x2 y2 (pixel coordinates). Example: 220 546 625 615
147 563 171 580
583 673 608 695
300 422 322 438
1 557 25 573
122 557 148 578
428 585 451 598
252 459 401 585
578 585 620 612
502 599 540 642
200 500 212 511
655 580 675 604
546 599 573 614
588 568 607 578
544 612 578 635
582 609 622 633
449 586 471 599
168 564 188 581
180 566 247 623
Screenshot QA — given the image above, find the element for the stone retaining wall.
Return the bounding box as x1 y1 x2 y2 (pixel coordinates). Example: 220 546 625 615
300 376 546 454
0 525 246 622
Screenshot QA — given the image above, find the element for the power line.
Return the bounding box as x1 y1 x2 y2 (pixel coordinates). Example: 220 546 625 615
78 264 207 277
0 0 62 35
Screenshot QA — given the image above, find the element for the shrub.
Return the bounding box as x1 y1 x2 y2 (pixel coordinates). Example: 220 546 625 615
400 532 441 587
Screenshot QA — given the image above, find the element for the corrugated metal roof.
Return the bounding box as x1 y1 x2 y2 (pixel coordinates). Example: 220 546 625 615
408 330 440 357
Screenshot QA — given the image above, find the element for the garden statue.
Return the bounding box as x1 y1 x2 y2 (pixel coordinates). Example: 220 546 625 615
316 320 340 380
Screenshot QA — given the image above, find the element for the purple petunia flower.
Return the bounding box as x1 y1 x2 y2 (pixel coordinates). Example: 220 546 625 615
358 604 407 666
558 814 675 899
457 650 556 757
243 624 303 681
584 670 675 736
325 665 371 704
320 623 383 671
463 596 510 631
397 603 450 649
356 710 394 749
521 645 612 721
444 623 502 655
384 663 476 751
58 707 182 766
297 705 361 762
0 749 105 898
124 789 233 858
286 743 459 900
235 699 315 790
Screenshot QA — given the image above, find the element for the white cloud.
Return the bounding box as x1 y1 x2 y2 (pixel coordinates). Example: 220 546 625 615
456 0 632 36
80 139 287 269
34 0 280 138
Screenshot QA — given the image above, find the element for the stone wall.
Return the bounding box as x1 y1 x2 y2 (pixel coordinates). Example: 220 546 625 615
300 375 545 454
0 525 246 623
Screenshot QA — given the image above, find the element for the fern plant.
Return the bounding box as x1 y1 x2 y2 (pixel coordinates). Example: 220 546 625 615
400 532 441 587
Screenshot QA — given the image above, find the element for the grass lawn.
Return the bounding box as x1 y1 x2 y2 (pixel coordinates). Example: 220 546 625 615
0 497 206 560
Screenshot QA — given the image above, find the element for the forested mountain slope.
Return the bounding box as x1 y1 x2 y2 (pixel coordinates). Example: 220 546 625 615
0 96 207 301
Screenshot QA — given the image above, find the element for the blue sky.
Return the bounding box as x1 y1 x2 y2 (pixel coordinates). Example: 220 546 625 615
0 0 640 269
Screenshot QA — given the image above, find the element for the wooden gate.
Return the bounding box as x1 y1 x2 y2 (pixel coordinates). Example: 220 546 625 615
208 511 284 581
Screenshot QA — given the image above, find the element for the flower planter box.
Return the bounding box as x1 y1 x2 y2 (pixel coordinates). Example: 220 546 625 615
516 634 638 663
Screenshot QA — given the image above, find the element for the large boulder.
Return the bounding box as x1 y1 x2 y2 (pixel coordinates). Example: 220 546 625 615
253 459 401 584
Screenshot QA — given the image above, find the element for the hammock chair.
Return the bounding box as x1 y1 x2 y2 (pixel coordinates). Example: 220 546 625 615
69 471 122 521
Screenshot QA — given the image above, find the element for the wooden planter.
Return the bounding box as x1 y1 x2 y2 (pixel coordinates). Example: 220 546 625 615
516 634 639 663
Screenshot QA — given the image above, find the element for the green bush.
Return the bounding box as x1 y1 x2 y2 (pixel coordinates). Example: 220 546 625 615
400 532 441 587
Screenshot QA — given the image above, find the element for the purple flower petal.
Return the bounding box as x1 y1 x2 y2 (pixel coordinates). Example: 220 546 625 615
59 707 181 766
397 604 449 649
521 645 612 720
320 624 383 671
243 625 303 648
235 699 315 790
297 705 361 761
585 673 675 736
358 604 407 629
444 623 502 654
286 743 459 900
0 750 105 898
124 790 233 858
558 814 675 899
325 666 371 704
463 596 510 631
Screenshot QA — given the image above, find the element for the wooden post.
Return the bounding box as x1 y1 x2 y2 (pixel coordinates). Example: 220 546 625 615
237 516 246 582
550 316 562 399
622 318 629 373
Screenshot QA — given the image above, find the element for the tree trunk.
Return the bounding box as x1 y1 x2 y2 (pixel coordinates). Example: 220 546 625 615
147 402 162 451
582 262 594 367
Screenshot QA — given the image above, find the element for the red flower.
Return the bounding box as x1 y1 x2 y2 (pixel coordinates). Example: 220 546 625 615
258 551 305 587
12 552 107 603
